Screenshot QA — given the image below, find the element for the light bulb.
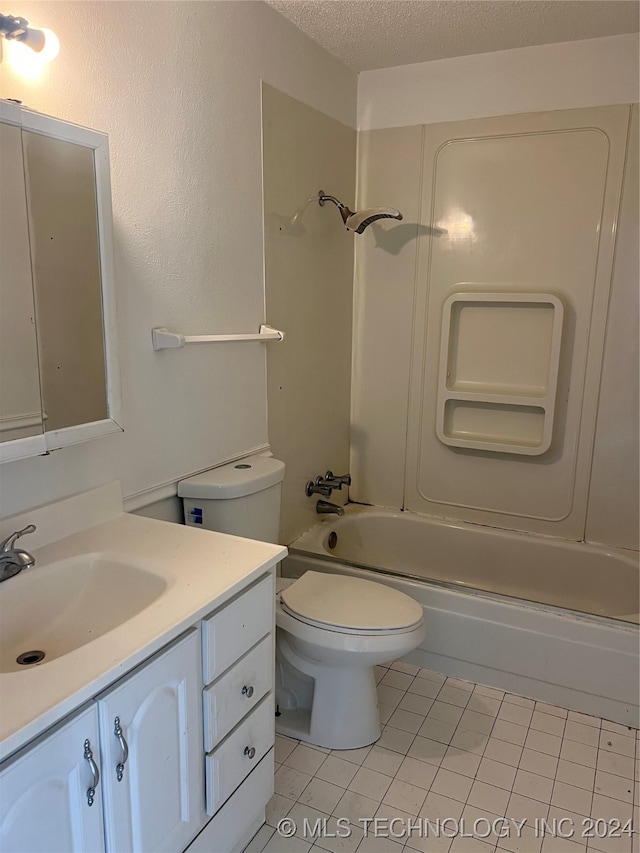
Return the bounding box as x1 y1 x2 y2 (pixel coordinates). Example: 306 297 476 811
37 28 60 61
6 26 59 79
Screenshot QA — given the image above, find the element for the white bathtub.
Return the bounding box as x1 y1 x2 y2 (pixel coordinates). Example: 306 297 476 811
284 506 640 727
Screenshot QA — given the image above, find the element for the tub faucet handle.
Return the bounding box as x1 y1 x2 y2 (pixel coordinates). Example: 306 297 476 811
325 471 351 488
305 480 332 498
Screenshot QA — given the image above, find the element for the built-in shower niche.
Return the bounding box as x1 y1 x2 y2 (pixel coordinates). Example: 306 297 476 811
436 292 563 455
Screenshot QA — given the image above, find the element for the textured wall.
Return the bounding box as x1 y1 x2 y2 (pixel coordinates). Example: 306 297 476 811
0 1 356 518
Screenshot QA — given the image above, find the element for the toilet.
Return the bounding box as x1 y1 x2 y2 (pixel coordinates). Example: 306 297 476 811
179 456 426 750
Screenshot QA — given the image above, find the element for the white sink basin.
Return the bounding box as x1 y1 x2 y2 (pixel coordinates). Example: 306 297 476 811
0 554 167 673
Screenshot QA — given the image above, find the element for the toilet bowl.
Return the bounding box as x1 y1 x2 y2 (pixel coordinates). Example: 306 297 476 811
274 571 425 750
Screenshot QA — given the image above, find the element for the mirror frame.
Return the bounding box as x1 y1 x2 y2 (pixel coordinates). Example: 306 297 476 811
0 100 122 463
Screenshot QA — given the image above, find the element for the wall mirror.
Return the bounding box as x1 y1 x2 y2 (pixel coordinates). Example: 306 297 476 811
0 100 121 463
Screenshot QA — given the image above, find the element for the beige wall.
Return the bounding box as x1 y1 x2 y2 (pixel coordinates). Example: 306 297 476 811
262 85 356 543
0 1 356 519
352 106 639 550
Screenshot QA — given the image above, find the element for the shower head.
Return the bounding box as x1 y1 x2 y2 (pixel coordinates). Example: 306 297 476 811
318 192 403 234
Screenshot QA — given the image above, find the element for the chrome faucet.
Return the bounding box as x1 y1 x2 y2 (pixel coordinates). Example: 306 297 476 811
316 500 345 517
0 524 36 582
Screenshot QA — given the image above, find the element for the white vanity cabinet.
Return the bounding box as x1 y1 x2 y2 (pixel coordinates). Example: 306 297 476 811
0 704 105 852
97 629 203 853
0 631 202 853
0 569 277 853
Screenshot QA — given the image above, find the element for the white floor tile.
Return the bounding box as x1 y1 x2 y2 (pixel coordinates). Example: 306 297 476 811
598 732 636 758
468 780 511 815
512 769 554 804
431 767 474 803
266 661 637 853
398 692 435 716
596 750 635 780
524 730 562 758
266 792 295 826
476 757 518 791
348 766 393 802
438 685 473 708
287 744 331 775
262 833 313 853
380 670 415 692
334 790 380 823
556 759 596 791
560 740 598 769
519 748 558 780
315 755 359 788
551 780 593 817
483 738 523 768
336 746 372 766
498 704 534 728
382 777 429 815
491 721 529 748
363 747 405 778
467 695 502 717
593 770 633 803
312 816 364 853
408 735 449 766
429 701 466 726
459 710 496 737
387 708 426 734
409 678 444 699
276 765 314 800
377 726 415 754
530 711 566 737
506 791 549 824
299 778 346 814
396 756 438 790
441 746 482 779
564 722 600 748
377 685 406 710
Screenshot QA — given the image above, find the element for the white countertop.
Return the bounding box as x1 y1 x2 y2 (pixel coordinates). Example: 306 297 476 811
0 511 286 761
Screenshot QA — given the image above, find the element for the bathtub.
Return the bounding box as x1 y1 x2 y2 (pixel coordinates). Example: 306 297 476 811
283 505 640 727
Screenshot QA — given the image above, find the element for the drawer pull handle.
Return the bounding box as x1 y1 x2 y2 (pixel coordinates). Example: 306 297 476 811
242 685 254 698
114 716 129 782
83 739 100 807
244 746 256 759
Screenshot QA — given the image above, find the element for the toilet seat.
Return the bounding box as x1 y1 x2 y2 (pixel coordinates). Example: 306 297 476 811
280 571 423 635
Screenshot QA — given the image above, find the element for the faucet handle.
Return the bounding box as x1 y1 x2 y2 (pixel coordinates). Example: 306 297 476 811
305 480 332 498
0 524 36 553
325 471 351 488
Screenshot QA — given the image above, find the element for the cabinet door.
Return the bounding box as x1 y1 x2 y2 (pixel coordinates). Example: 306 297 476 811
98 629 203 853
0 704 105 852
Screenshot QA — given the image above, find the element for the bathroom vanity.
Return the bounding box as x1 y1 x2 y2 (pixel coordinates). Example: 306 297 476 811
0 483 286 852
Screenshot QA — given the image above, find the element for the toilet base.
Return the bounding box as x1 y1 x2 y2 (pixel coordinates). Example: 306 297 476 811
275 632 382 750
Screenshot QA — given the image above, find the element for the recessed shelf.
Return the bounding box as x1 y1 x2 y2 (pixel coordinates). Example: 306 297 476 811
436 291 563 456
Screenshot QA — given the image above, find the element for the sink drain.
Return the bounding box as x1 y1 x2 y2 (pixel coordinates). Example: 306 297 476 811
16 650 45 665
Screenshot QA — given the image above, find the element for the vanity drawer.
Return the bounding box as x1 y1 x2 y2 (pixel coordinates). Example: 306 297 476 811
205 692 274 816
202 573 273 684
203 634 273 752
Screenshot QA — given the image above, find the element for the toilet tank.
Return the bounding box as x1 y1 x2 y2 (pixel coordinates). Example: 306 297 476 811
178 456 285 544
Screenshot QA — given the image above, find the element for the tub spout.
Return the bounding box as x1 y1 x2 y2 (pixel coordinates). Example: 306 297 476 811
316 500 345 516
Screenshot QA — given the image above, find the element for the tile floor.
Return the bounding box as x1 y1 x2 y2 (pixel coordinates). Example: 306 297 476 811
245 661 639 853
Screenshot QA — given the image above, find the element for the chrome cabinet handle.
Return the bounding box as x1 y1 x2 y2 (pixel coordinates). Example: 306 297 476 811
244 746 256 759
83 739 100 806
113 716 129 782
242 685 254 698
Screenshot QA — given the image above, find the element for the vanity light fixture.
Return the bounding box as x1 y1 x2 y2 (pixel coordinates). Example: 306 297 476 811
0 13 59 59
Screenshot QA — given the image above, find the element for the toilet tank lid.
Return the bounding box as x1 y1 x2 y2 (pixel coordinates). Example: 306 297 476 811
178 457 285 499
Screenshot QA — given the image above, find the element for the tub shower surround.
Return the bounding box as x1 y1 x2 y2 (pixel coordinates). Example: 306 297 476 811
284 506 639 728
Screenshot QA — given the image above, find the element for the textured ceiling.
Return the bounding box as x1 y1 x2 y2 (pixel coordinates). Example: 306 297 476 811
267 0 640 71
